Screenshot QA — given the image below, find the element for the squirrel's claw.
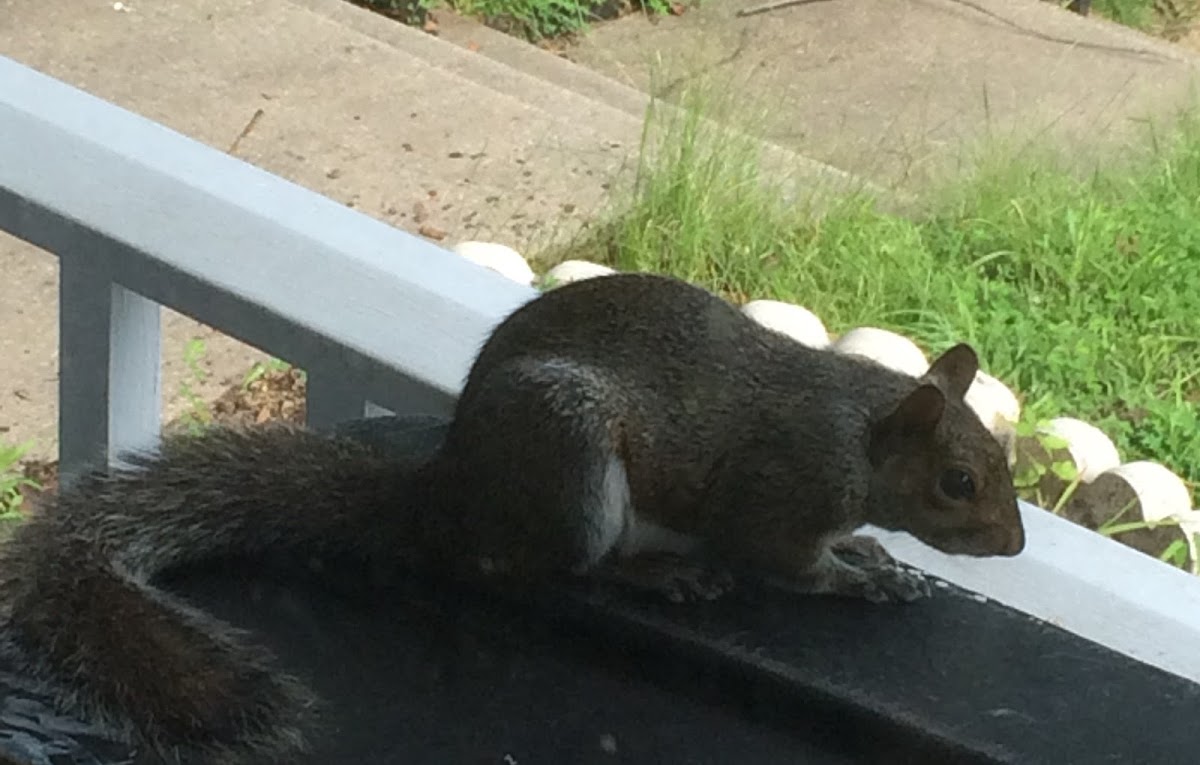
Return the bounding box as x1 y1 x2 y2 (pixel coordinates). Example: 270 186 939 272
857 565 932 603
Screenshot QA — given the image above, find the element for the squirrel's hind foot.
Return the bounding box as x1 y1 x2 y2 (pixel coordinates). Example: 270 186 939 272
593 553 735 604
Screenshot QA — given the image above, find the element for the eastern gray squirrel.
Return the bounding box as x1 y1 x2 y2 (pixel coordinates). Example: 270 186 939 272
0 273 1024 763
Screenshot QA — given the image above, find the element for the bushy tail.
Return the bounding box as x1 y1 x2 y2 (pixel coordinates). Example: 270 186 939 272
0 424 426 763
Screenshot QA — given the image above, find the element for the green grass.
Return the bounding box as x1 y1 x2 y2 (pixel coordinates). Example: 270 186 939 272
352 0 1199 47
448 0 605 38
1092 0 1158 28
357 0 676 41
554 90 1200 494
1092 0 1198 38
0 441 39 522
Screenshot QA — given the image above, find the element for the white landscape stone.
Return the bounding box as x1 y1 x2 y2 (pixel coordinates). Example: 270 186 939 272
741 300 830 348
453 241 535 286
544 259 616 286
1103 462 1194 521
1089 461 1200 566
964 371 1021 448
1043 417 1122 483
831 327 928 377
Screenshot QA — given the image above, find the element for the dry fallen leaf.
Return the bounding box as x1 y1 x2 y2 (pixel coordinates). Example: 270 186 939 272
419 223 448 240
467 40 481 53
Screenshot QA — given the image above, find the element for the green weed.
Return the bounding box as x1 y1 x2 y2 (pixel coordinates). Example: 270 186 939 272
1158 536 1193 569
1091 0 1158 28
1011 422 1083 512
358 0 676 41
1097 500 1200 573
177 338 214 435
0 441 40 522
243 357 295 389
1091 0 1199 38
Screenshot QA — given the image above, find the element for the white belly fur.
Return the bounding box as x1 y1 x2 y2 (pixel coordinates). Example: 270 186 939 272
579 454 702 570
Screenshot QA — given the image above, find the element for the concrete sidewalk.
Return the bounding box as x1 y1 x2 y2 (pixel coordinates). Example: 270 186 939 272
560 0 1200 189
2 0 1199 461
0 0 649 459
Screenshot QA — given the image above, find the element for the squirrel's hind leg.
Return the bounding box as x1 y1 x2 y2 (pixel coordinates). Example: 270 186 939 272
446 358 735 603
438 358 636 579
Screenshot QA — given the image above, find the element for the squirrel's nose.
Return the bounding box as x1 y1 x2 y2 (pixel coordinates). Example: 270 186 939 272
1000 523 1025 557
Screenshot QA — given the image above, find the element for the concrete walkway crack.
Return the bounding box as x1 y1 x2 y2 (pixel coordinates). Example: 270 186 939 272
935 0 1174 60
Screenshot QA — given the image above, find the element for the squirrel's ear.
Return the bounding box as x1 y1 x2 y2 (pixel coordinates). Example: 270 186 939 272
869 384 946 464
923 343 978 400
879 384 946 436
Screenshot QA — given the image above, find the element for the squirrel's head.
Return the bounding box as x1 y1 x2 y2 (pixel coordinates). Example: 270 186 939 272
867 344 1025 558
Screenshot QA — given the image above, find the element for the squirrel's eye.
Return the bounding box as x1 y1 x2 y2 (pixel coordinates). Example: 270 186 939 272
939 468 976 501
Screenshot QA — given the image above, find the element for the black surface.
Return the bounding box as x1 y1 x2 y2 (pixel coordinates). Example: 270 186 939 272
3 414 1200 764
174 563 868 765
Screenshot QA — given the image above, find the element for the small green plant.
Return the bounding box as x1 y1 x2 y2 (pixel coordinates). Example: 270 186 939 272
242 357 294 389
1011 421 1083 513
359 0 678 41
0 441 41 521
451 0 592 39
1091 0 1199 38
1096 501 1200 574
355 0 428 21
1158 537 1193 570
177 338 213 435
1090 0 1157 28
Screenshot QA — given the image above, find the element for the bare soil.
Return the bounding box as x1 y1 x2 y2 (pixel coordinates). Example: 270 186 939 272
18 367 308 501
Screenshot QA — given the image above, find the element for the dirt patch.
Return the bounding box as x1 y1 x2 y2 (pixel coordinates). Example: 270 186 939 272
18 367 309 502
205 367 308 429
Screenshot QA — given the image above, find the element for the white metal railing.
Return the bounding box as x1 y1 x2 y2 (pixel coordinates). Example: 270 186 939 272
2 56 1199 689
0 55 535 483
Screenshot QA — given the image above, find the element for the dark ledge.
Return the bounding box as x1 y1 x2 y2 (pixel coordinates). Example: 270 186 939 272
3 415 1199 764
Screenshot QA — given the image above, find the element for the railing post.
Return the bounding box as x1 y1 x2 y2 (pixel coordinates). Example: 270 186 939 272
58 254 161 486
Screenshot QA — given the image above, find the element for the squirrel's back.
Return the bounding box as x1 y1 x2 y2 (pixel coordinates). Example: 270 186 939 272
455 273 922 469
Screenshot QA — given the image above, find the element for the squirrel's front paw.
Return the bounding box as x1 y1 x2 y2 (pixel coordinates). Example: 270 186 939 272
781 546 931 604
826 535 930 603
829 534 897 569
857 564 931 603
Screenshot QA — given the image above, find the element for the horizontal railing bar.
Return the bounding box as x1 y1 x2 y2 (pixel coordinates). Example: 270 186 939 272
0 56 536 415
